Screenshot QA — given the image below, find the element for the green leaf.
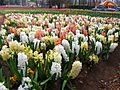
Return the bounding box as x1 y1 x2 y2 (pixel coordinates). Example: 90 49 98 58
38 65 46 79
40 76 52 86
62 80 68 90
8 59 22 80
34 69 38 82
0 69 4 82
6 74 10 89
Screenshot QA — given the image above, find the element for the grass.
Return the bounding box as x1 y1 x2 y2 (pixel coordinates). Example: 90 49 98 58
0 7 120 18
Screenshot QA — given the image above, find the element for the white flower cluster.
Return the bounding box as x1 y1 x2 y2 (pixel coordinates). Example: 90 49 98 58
95 41 102 55
62 39 71 52
28 32 35 42
109 43 118 52
20 32 28 43
7 33 14 42
0 82 8 90
18 77 32 90
33 38 40 49
18 52 28 76
54 44 69 61
50 62 61 80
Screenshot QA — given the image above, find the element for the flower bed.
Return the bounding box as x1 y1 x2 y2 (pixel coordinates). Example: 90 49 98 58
0 13 120 90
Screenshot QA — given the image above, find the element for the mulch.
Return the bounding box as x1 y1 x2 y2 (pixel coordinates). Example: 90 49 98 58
0 14 120 90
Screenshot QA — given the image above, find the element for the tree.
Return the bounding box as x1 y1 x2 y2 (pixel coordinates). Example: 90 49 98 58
0 0 4 5
47 0 64 8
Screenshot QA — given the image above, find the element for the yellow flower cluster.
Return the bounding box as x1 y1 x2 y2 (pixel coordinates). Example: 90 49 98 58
68 61 82 79
53 51 62 63
0 45 11 61
98 35 106 43
34 51 44 64
46 50 54 62
89 54 99 63
24 46 33 59
45 50 62 63
42 36 57 44
108 35 114 43
9 41 25 53
81 42 88 51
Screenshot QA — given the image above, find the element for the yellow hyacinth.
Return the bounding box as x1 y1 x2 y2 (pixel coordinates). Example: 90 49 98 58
69 61 82 79
0 45 11 61
81 42 88 51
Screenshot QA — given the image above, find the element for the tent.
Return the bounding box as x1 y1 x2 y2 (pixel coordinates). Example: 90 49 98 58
95 0 118 11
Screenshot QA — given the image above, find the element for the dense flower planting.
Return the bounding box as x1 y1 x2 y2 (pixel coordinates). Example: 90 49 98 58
0 13 120 90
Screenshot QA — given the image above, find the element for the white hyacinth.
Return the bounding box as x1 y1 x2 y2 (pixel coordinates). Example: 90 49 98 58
18 52 28 76
62 39 71 52
50 62 61 79
18 77 32 90
28 32 35 42
109 43 118 52
72 41 80 56
107 29 114 35
95 41 102 55
20 32 28 43
0 29 6 36
33 38 40 49
89 36 96 43
54 44 69 61
7 33 14 42
0 82 8 90
69 61 82 79
79 34 88 42
40 42 46 50
114 32 119 41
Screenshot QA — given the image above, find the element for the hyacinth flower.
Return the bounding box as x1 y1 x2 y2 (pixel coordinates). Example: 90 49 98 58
17 52 28 76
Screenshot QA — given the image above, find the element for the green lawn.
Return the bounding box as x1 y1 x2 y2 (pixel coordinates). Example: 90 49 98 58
0 8 120 18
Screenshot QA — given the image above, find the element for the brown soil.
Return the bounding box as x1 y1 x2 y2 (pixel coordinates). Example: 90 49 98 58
73 44 120 90
0 14 120 90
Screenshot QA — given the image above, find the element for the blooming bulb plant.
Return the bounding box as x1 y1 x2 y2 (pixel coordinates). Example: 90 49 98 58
89 54 99 63
0 45 11 61
68 61 82 79
7 33 14 42
81 42 88 51
20 32 28 43
33 38 40 49
54 51 62 63
9 40 19 52
95 41 102 55
62 39 71 52
18 77 32 90
54 44 69 61
50 62 61 79
0 82 8 90
28 32 35 42
109 43 118 52
17 52 28 76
